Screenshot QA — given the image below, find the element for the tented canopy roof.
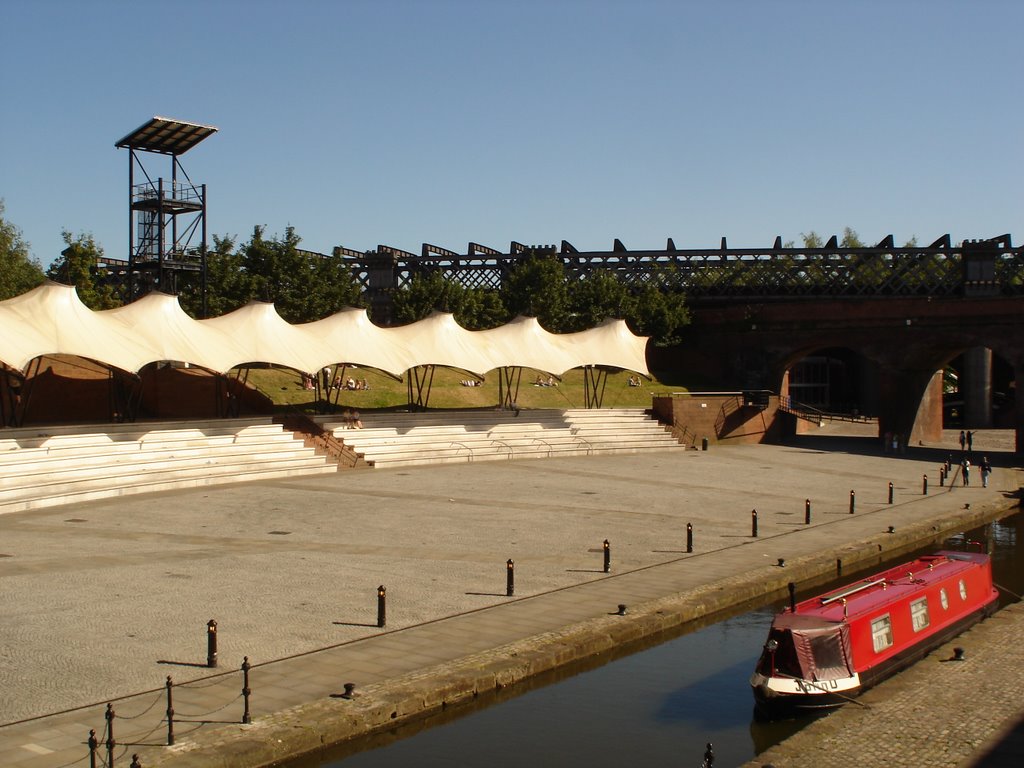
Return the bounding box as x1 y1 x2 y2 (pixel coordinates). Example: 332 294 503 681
0 285 651 379
0 283 156 372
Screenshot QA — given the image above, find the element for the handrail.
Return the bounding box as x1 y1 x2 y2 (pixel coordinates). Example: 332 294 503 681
820 578 888 606
573 435 594 455
488 438 514 459
449 441 474 462
532 437 554 456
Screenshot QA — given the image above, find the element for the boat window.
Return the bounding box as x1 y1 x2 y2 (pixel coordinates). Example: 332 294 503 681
910 597 930 632
940 588 949 610
959 579 968 601
871 614 893 652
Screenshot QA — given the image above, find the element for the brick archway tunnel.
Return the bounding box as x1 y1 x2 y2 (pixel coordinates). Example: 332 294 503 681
653 295 1023 454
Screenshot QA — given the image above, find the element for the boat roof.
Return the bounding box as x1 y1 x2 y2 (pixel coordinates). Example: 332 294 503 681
784 551 989 624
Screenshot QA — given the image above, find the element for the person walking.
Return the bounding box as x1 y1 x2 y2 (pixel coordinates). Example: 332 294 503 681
966 430 974 452
962 458 971 487
959 430 966 451
980 456 991 488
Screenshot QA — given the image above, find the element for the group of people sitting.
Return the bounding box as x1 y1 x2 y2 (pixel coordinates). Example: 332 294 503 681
333 375 369 391
533 375 557 387
300 369 370 392
460 379 483 387
627 375 643 387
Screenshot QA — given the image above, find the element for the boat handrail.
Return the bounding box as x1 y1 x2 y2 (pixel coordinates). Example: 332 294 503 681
820 578 888 606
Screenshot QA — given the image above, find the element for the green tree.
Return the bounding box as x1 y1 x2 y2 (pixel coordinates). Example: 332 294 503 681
234 226 360 323
457 288 507 330
392 272 507 330
46 230 120 309
175 234 249 318
840 227 865 248
800 231 825 249
629 286 690 346
500 256 570 331
392 271 461 324
566 270 631 331
0 201 45 300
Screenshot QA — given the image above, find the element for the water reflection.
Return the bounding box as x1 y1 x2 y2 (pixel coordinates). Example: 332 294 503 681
308 513 1023 768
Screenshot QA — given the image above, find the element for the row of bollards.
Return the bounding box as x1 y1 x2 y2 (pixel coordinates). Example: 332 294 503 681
91 655 256 763
87 705 141 768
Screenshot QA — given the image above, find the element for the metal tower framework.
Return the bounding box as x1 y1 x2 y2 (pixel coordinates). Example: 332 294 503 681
116 117 217 312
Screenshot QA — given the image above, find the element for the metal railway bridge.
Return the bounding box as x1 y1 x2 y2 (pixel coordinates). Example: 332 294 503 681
325 234 1022 452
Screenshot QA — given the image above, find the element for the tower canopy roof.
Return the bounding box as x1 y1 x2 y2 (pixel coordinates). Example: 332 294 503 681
115 116 218 155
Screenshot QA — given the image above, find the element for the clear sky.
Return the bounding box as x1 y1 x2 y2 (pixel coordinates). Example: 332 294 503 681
1 0 1021 268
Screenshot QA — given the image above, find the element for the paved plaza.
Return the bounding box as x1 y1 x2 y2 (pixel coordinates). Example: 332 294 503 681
0 426 1020 767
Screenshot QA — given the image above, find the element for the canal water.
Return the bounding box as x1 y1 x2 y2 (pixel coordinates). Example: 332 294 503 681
300 512 1023 768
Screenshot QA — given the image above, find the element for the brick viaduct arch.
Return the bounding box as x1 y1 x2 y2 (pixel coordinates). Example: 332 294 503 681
654 295 1024 453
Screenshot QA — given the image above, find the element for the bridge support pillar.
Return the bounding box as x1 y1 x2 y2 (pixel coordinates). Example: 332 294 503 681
878 368 943 447
1015 361 1024 456
962 346 993 429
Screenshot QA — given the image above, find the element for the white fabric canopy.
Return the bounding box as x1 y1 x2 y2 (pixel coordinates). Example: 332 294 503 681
300 308 410 378
101 292 249 373
198 301 327 373
0 283 155 372
0 284 651 378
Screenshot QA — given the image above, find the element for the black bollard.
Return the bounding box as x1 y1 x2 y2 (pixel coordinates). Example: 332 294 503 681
506 559 515 597
165 676 175 746
923 474 928 495
341 682 357 699
603 539 611 573
377 585 387 628
849 490 855 514
207 619 218 668
946 454 952 473
105 704 115 768
804 498 811 525
888 482 894 504
940 466 945 487
751 509 758 538
686 522 693 553
88 729 98 768
242 657 252 724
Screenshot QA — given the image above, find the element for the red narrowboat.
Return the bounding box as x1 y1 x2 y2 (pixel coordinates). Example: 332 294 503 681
750 551 998 717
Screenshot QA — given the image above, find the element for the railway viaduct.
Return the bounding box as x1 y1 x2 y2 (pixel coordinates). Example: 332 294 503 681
337 234 1024 454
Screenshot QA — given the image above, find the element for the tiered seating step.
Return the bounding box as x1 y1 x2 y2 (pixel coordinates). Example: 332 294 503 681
0 418 337 514
313 408 681 468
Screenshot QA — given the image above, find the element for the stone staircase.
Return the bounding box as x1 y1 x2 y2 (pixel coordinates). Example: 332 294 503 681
0 417 337 514
313 408 682 468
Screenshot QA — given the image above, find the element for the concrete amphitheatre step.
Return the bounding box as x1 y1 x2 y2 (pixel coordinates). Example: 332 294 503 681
0 417 336 515
312 408 682 468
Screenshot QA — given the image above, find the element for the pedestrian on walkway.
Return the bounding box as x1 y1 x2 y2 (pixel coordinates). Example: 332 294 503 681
959 430 966 451
966 430 974 452
980 456 991 488
962 458 971 486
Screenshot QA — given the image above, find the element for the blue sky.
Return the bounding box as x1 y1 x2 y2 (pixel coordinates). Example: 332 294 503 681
1 0 1021 268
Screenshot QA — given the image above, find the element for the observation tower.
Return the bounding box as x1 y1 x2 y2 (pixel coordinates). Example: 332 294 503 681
115 116 217 313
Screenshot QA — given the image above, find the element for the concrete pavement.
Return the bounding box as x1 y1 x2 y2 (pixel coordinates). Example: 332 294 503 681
0 426 1020 767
